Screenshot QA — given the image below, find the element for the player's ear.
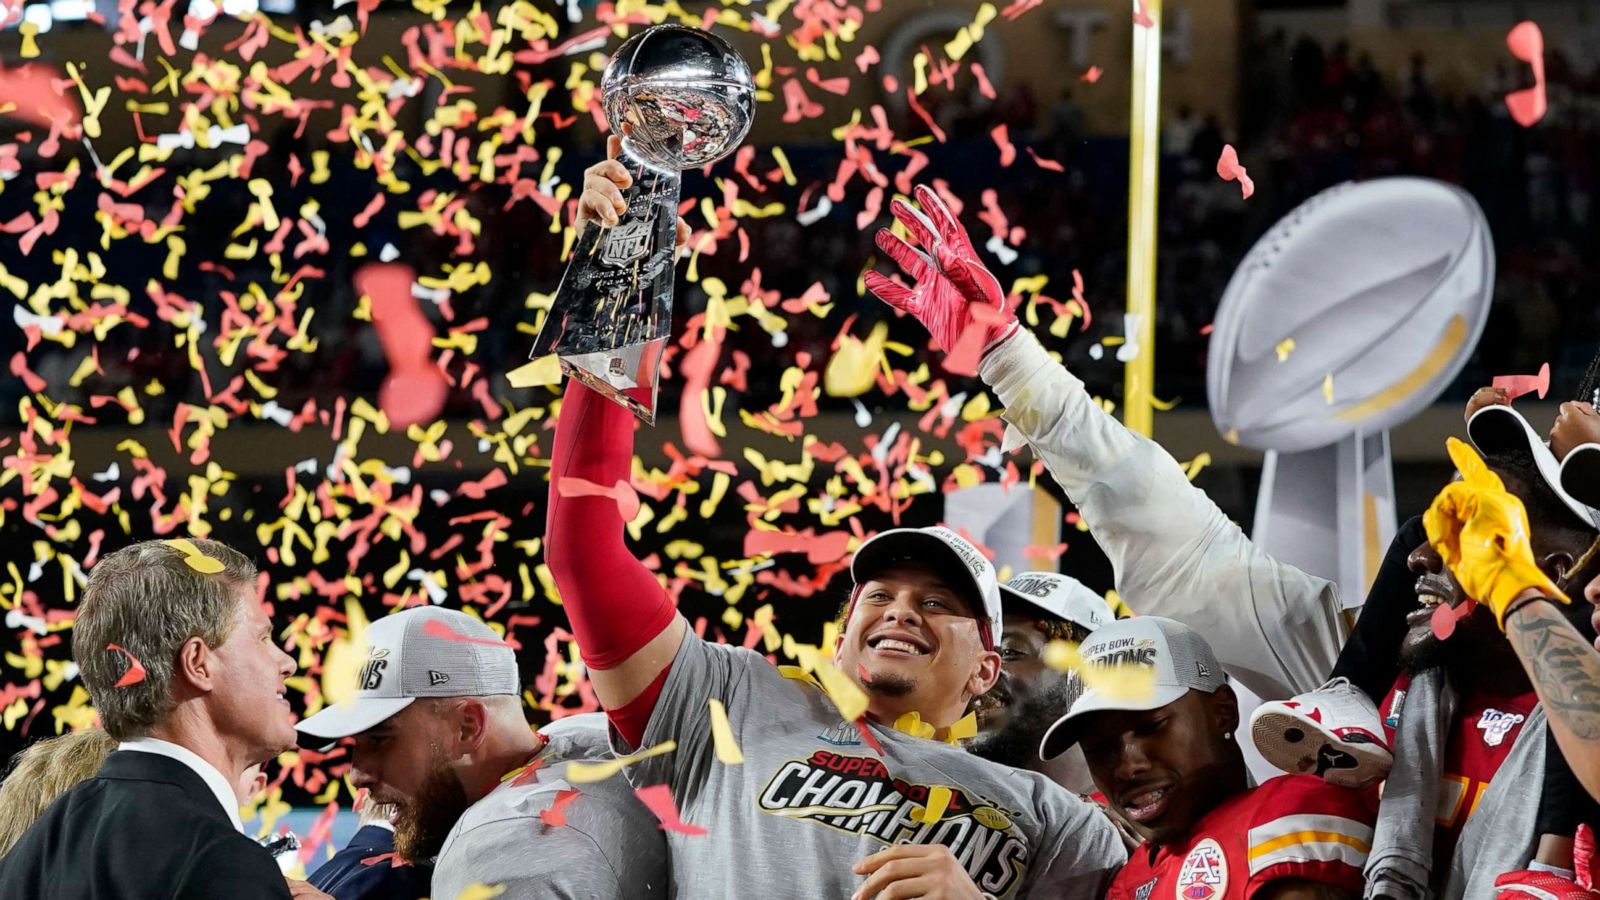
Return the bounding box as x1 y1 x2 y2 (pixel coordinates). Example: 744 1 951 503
968 649 1002 699
1208 685 1240 739
1543 549 1575 589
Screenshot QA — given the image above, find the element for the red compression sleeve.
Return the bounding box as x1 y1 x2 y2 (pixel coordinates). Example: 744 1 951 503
546 380 677 673
609 665 670 748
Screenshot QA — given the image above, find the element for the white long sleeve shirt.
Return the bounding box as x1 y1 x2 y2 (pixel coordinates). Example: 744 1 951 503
979 329 1348 701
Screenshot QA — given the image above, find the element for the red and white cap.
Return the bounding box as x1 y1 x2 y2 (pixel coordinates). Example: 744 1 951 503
297 607 518 745
849 526 1003 647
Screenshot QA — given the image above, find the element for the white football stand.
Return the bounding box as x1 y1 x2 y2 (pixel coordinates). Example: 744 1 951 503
1251 430 1397 611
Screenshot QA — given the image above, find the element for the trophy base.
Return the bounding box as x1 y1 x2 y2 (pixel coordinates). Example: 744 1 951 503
554 334 668 425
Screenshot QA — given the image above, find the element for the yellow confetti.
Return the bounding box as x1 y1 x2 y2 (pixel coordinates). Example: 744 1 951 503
914 785 953 824
454 885 507 900
807 653 868 723
1275 338 1295 362
1045 640 1157 701
893 711 935 740
565 740 676 784
1323 373 1335 404
161 539 225 574
824 322 888 398
318 600 370 709
507 355 563 388
708 698 744 765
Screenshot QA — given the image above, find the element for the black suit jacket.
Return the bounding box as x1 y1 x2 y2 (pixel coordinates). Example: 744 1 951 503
0 749 291 900
307 825 431 900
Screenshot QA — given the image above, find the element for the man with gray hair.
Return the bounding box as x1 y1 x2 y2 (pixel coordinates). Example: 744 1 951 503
0 538 310 899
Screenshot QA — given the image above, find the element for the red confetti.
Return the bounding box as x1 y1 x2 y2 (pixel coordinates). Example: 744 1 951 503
969 63 997 101
1026 147 1065 173
107 643 146 688
679 332 723 458
990 124 1016 167
556 477 641 522
743 528 851 564
355 263 448 429
781 78 824 124
854 718 884 754
422 619 511 650
1081 66 1103 83
1216 144 1255 199
1430 598 1477 641
999 0 1042 21
0 65 81 129
1505 21 1547 127
540 788 580 827
1492 362 1550 400
634 784 707 836
1133 0 1154 27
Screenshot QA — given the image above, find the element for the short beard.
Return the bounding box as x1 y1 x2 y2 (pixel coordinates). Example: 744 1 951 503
1399 633 1448 675
863 672 916 697
392 744 472 863
966 681 1077 771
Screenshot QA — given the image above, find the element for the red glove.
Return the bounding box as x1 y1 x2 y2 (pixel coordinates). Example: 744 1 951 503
1495 869 1596 900
864 184 1017 375
1496 826 1600 900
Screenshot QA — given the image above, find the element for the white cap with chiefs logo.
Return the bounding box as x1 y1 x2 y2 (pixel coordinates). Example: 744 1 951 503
296 607 519 745
850 526 1003 646
1038 616 1227 760
1000 572 1112 633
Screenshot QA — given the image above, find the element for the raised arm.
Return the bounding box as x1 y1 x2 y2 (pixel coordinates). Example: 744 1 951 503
545 379 686 713
978 329 1345 699
543 138 691 737
864 184 1345 701
1504 598 1600 802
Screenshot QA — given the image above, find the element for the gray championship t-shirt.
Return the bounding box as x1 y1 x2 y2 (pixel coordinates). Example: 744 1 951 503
433 713 667 900
614 637 1126 898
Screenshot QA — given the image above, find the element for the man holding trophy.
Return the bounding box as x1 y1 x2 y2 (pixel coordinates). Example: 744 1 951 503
542 24 1125 900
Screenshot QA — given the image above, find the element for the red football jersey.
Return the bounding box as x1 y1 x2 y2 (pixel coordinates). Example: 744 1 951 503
1107 775 1375 900
1379 674 1537 865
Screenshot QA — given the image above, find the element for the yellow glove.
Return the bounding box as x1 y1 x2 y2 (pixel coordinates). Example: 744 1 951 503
1423 437 1568 628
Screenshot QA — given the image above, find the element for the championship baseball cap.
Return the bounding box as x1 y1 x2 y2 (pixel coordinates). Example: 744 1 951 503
297 607 519 746
1038 616 1226 760
1000 572 1112 634
1467 405 1600 530
849 526 1003 647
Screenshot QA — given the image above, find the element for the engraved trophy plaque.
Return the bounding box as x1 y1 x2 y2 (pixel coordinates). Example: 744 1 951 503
530 24 755 423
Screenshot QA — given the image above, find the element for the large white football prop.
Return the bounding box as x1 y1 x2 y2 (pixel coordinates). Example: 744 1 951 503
1207 177 1494 453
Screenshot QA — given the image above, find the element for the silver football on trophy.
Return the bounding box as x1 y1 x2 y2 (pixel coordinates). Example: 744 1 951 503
603 24 755 172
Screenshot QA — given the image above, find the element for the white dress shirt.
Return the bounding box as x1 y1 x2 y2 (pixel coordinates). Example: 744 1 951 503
117 737 244 832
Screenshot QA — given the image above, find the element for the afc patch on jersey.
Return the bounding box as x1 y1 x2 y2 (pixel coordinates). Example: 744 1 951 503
1176 838 1229 900
1476 708 1525 747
